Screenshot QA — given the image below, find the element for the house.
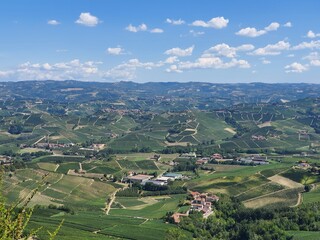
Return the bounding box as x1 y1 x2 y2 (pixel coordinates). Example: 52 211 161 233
125 174 153 184
155 176 172 183
163 172 183 180
171 212 189 224
196 158 209 165
189 192 218 218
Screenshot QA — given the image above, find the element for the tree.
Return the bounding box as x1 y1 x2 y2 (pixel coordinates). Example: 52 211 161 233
8 125 23 135
165 228 187 240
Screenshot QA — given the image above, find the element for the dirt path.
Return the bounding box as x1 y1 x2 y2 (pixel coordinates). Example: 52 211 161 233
105 189 120 215
292 193 303 207
79 162 83 171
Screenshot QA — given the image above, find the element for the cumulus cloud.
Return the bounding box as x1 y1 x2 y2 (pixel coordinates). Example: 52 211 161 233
165 56 179 64
283 22 292 27
125 23 147 32
0 59 103 80
205 43 254 58
291 40 320 50
265 22 280 31
104 58 163 80
166 18 185 25
166 55 250 73
75 12 100 27
191 16 229 29
249 41 290 55
306 30 320 38
285 62 308 73
310 60 320 66
236 22 280 37
236 27 267 37
150 28 164 33
166 65 182 73
107 47 125 55
164 45 194 57
47 20 60 25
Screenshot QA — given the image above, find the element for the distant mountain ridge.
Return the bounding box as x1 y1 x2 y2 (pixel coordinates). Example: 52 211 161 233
1 80 320 110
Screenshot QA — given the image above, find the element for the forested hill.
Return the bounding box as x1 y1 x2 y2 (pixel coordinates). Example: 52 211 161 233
1 81 320 109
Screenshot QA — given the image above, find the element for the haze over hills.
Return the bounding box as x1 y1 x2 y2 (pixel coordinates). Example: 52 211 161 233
1 80 320 107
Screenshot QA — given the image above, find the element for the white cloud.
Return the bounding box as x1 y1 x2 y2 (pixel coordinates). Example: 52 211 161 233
150 28 164 33
236 22 280 37
311 60 320 66
205 43 255 58
177 57 250 71
166 56 250 73
285 62 308 73
164 45 194 57
165 56 179 64
236 27 267 37
292 40 320 50
48 20 60 25
75 12 100 27
303 52 319 61
0 70 12 78
104 58 163 80
262 60 271 64
166 18 185 25
191 16 229 29
283 22 292 27
107 47 125 55
0 59 103 80
306 30 320 38
265 22 280 31
249 41 290 55
166 65 182 73
125 23 147 32
189 30 205 37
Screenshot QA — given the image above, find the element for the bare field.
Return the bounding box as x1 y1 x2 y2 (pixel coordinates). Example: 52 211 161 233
268 175 304 189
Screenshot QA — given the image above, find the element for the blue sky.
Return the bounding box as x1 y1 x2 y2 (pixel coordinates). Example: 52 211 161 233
0 0 320 83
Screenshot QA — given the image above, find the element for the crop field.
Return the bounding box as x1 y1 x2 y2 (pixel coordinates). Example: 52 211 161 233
281 168 320 185
243 188 304 209
3 169 116 210
28 211 188 240
111 194 186 219
33 155 86 163
37 162 58 172
289 231 320 240
56 162 80 174
302 184 320 204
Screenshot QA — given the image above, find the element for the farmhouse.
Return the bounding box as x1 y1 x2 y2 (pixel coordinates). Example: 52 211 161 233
196 158 209 165
190 192 219 218
171 212 189 224
163 172 183 180
124 174 153 183
239 155 269 165
155 176 172 184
